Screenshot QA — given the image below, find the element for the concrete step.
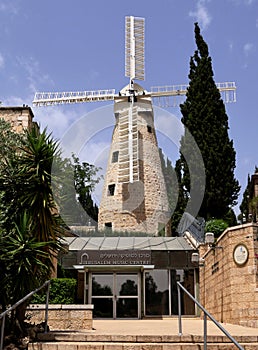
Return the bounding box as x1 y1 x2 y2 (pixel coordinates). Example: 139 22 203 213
29 342 258 350
29 332 258 350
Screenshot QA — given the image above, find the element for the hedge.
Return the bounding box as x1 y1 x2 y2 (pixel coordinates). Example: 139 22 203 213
31 278 77 304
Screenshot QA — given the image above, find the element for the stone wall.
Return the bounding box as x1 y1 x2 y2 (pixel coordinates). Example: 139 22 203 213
199 223 258 327
0 106 35 132
27 304 93 331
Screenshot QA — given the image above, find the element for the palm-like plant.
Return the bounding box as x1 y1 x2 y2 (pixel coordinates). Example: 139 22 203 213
18 126 64 242
0 211 59 333
0 123 64 336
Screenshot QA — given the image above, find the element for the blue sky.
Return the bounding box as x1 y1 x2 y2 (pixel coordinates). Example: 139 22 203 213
0 0 257 214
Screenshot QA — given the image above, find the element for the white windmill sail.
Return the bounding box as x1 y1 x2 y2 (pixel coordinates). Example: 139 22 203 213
125 16 145 82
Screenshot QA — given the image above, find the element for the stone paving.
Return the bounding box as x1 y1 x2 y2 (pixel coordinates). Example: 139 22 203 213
32 319 258 350
91 318 258 337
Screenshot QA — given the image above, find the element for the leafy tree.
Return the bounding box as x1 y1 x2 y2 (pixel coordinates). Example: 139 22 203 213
73 154 101 223
159 149 186 235
239 167 258 223
170 159 188 235
205 218 228 238
0 120 24 233
174 23 240 223
55 154 101 226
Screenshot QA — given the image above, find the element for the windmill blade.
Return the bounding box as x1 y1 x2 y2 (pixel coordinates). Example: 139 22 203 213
150 82 236 107
33 89 116 106
118 104 139 183
125 16 145 82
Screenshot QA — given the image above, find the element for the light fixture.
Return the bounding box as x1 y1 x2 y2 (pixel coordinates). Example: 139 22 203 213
191 252 199 264
205 232 215 245
191 252 205 266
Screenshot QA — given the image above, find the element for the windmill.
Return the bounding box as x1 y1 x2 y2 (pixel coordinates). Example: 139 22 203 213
33 16 236 236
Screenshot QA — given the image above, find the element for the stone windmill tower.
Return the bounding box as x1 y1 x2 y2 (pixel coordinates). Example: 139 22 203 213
33 16 236 236
98 81 171 235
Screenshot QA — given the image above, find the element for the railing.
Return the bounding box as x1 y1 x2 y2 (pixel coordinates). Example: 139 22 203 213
0 280 51 350
177 281 244 350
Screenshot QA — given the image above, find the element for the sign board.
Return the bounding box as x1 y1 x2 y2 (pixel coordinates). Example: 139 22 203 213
78 250 151 266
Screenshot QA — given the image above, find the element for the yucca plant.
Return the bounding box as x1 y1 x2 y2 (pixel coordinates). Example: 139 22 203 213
0 211 59 333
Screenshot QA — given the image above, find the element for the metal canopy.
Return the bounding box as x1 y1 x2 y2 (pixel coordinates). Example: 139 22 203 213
62 236 194 252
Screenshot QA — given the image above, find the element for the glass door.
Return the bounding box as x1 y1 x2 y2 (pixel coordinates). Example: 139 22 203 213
90 272 140 318
91 273 114 318
116 273 139 318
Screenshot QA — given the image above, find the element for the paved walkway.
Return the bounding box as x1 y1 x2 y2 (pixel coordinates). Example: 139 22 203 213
92 318 258 337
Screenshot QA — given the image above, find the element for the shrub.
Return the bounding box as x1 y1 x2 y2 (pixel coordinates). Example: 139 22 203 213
205 219 228 238
31 278 77 304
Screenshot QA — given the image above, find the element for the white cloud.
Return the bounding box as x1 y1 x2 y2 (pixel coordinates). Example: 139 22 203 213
0 1 19 15
243 42 254 56
4 95 27 106
0 53 5 69
33 105 83 140
230 0 256 5
17 56 54 94
189 0 212 30
228 41 234 52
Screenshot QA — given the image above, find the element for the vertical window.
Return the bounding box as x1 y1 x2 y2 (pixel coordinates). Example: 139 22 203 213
112 151 119 163
147 125 152 133
145 270 169 316
108 184 115 196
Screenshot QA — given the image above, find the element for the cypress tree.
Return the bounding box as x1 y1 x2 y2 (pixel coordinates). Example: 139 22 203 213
177 23 240 221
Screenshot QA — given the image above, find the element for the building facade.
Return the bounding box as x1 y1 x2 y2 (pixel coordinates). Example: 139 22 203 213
199 223 258 327
0 105 35 132
60 236 197 319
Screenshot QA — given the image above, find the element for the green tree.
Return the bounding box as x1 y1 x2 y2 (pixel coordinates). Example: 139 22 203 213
205 218 228 238
159 149 186 235
175 23 240 222
239 174 251 223
0 212 58 332
18 126 64 241
73 154 101 223
0 120 24 233
239 167 258 223
0 122 63 335
55 154 101 226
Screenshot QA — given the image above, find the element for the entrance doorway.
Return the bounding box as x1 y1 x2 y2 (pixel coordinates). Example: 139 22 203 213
90 273 140 318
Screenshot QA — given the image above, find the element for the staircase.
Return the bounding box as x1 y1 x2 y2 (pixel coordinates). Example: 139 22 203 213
29 319 258 350
29 331 258 350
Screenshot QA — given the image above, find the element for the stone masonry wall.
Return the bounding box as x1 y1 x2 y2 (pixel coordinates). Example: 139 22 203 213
27 304 93 331
0 106 34 132
98 91 171 235
199 223 258 327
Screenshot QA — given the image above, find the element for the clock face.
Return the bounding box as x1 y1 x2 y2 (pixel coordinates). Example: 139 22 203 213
233 244 249 266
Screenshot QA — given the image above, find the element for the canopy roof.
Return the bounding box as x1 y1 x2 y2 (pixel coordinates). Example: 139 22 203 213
61 236 193 252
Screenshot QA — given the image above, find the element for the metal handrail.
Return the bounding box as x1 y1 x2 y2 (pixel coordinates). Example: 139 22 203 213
177 281 244 350
0 280 51 350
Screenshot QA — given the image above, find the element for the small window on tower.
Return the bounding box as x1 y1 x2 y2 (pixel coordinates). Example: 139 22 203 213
147 125 152 133
105 222 112 228
112 151 119 163
108 184 115 196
